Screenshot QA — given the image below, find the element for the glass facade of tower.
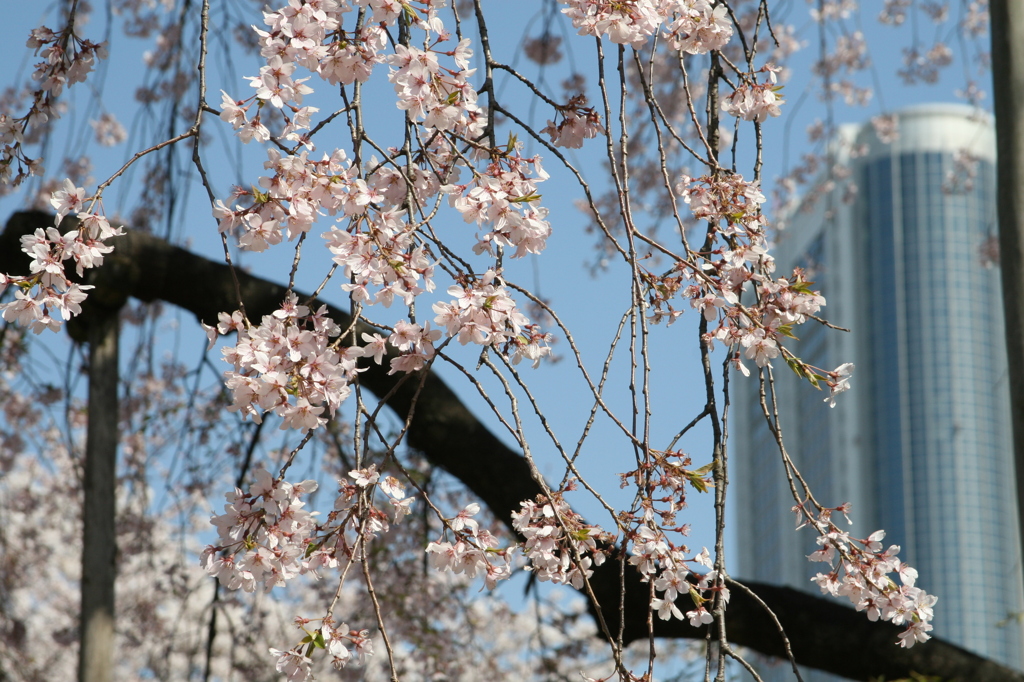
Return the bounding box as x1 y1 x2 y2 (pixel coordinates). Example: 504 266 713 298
733 105 1023 679
862 149 1019 664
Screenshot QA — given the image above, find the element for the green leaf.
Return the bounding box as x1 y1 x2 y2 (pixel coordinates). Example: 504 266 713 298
509 193 541 203
691 461 716 476
777 324 798 340
790 279 815 294
687 473 708 494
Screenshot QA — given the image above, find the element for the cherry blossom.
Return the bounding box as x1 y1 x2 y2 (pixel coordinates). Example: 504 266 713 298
664 0 733 54
216 295 354 429
1 189 122 334
542 94 604 148
798 504 937 648
513 494 611 589
722 66 785 123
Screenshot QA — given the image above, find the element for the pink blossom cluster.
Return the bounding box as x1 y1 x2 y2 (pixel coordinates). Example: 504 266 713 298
218 91 274 145
270 617 373 681
219 0 405 145
256 0 365 82
88 112 127 147
203 465 406 677
215 144 450 314
212 2 559 386
670 171 771 323
560 0 733 51
511 495 611 589
322 204 437 309
898 42 953 85
255 1 382 101
1 25 106 187
942 148 981 194
202 469 320 592
0 181 122 333
663 0 733 54
721 66 784 123
239 0 483 144
432 270 553 367
633 532 724 626
27 25 106 97
444 145 553 258
871 113 900 144
799 504 937 648
213 148 553 376
388 42 485 137
815 31 868 79
878 0 912 25
618 452 725 625
425 502 514 590
669 173 856 400
363 319 442 375
560 0 668 47
215 146 427 261
213 295 357 431
203 464 416 591
542 94 604 149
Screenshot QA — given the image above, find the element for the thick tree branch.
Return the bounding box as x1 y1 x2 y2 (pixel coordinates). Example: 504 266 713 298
2 210 1018 682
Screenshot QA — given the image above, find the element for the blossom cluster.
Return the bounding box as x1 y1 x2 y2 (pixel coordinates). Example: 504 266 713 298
214 147 553 374
618 451 725 625
203 465 415 591
388 41 485 137
222 0 480 147
425 502 514 590
0 181 122 333
270 617 373 681
560 0 733 52
202 469 320 592
663 0 733 54
664 172 854 404
721 65 784 123
511 494 612 589
542 94 604 149
211 296 361 431
433 270 553 367
632 530 724 626
799 504 937 648
443 144 553 258
212 1 557 388
202 465 414 677
1 24 106 188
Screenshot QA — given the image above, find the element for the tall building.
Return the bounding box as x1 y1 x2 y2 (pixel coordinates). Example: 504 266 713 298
733 103 1024 679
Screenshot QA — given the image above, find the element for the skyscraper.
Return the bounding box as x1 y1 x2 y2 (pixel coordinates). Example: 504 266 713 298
733 103 1024 679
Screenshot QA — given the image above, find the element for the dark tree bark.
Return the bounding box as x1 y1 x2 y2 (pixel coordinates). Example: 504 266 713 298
2 210 1020 682
78 306 119 682
991 0 1024 618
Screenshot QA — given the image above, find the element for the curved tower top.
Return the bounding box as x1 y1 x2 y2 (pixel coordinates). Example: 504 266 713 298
858 103 995 162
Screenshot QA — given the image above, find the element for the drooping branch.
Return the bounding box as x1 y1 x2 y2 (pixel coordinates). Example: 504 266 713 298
1 210 1018 682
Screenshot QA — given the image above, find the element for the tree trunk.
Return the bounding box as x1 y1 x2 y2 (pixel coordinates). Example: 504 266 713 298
78 311 119 682
992 0 1024 609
